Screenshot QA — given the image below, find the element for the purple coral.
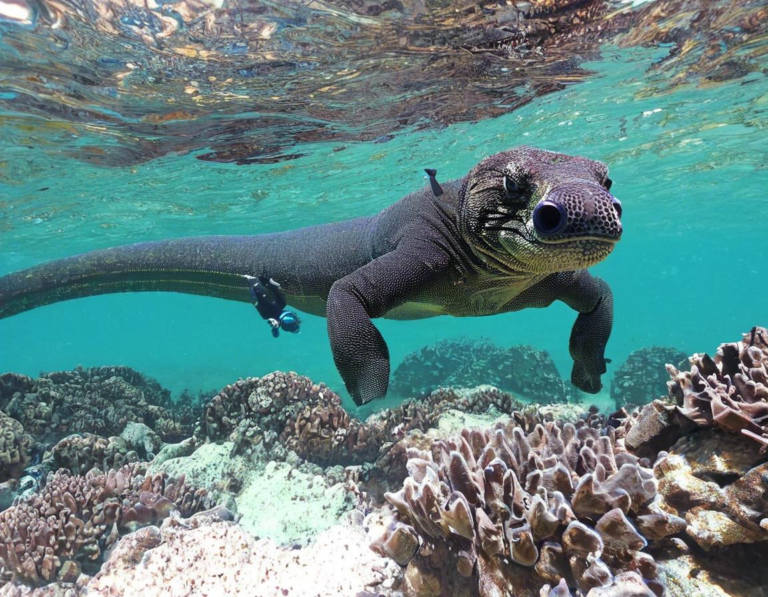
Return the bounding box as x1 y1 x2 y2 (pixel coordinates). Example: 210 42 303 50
378 416 680 596
0 463 210 587
0 411 33 483
667 326 768 447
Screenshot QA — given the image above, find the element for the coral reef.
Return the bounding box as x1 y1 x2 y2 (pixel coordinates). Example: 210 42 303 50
0 463 210 587
3 335 768 596
3 328 767 595
203 372 381 466
0 412 33 483
0 366 193 444
204 372 524 467
611 347 688 409
392 339 570 403
165 387 212 439
667 326 768 448
378 415 678 596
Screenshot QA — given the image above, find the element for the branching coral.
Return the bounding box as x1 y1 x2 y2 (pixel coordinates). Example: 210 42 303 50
0 411 34 483
392 339 570 403
611 348 688 410
377 417 684 596
667 326 768 447
0 463 210 587
0 366 193 444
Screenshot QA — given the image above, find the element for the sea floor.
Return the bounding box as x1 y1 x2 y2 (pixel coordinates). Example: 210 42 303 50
2 329 768 597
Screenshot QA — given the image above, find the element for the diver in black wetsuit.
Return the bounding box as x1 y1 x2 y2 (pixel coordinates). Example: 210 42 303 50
246 275 301 338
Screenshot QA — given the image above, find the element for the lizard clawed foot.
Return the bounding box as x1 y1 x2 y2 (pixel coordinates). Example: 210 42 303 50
571 358 608 394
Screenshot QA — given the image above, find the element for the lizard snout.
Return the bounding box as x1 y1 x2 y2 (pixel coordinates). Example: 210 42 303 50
533 183 622 242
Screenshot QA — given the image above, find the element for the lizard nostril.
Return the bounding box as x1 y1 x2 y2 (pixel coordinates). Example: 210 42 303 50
533 200 566 235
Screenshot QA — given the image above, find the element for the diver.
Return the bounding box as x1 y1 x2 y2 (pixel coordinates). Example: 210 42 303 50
245 275 301 338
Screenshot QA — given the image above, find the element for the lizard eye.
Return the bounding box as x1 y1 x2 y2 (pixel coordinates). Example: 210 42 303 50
503 175 520 196
604 177 613 191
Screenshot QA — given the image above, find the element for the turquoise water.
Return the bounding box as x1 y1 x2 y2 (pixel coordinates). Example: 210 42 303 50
1 42 767 412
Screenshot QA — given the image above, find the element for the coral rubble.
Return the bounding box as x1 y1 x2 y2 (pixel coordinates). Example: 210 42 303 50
0 463 209 587
611 347 688 410
153 442 357 547
667 326 768 447
378 415 677 596
654 430 768 552
392 339 570 403
81 507 399 597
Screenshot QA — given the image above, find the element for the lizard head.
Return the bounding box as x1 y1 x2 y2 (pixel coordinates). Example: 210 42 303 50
459 146 622 275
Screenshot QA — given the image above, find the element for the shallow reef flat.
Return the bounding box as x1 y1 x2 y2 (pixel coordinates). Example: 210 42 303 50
0 327 767 596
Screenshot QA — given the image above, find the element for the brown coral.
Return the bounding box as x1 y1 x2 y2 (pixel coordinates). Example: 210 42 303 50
204 372 524 467
0 411 33 482
203 372 380 465
47 433 138 476
281 396 380 466
0 463 210 587
654 430 768 552
667 326 768 447
379 417 679 596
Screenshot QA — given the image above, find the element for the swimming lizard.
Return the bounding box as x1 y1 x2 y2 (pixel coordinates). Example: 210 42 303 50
0 147 623 405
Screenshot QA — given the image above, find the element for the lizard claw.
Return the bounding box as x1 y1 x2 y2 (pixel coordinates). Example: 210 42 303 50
571 358 607 394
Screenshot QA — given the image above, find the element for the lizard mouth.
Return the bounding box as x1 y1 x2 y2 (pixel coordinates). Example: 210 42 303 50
535 234 621 245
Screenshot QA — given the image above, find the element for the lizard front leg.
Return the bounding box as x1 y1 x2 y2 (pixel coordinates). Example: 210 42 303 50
557 270 614 393
501 269 614 394
326 241 451 405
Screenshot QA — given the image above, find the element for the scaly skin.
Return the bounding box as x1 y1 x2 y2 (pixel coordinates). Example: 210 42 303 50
0 147 622 405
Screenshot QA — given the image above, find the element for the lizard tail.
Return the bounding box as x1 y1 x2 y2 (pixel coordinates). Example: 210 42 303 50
0 236 262 319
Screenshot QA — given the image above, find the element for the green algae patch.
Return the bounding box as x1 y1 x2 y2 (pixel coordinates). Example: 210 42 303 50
236 460 356 547
151 442 356 547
